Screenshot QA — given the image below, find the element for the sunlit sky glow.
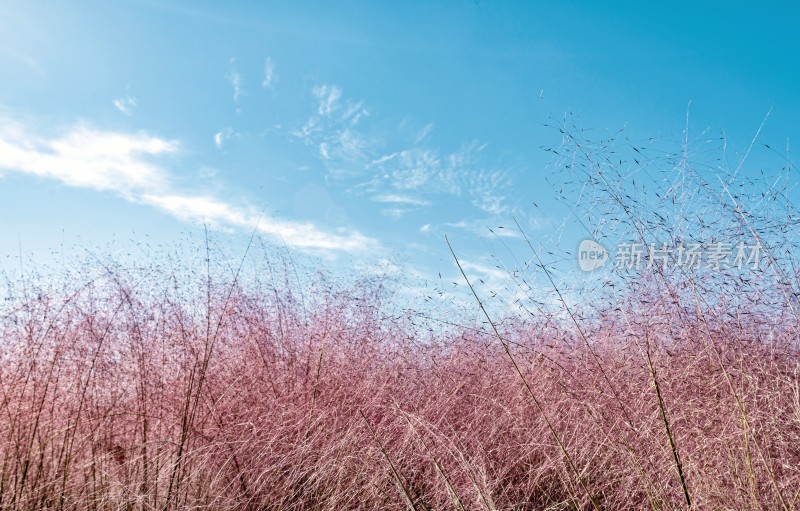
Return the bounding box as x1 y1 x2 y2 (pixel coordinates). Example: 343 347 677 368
1 1 798 305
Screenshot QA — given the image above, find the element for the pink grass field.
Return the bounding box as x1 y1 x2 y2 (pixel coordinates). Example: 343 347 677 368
0 256 798 511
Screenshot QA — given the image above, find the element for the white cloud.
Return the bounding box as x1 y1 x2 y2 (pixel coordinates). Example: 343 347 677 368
469 169 511 215
445 219 521 238
459 259 508 285
0 115 379 255
372 193 430 207
312 84 342 116
141 193 377 253
366 142 502 200
262 57 276 89
214 127 234 149
373 194 430 219
226 58 243 102
0 121 174 198
142 193 246 224
369 149 438 193
318 127 368 165
415 122 434 144
293 84 372 178
112 95 137 116
291 85 520 220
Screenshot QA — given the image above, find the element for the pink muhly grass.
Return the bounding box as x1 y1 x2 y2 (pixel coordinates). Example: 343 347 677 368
0 254 798 510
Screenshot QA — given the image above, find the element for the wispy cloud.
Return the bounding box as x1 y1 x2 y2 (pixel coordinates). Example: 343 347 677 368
141 193 377 253
372 193 430 207
292 84 371 178
313 84 342 116
372 193 430 218
0 115 379 255
291 84 525 223
214 127 234 149
368 149 444 191
262 57 276 89
112 95 137 116
366 142 512 214
226 58 243 103
415 122 434 144
459 259 509 285
444 219 521 238
468 169 512 215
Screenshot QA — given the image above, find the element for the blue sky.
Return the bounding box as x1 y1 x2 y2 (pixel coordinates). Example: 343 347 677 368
1 0 798 309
